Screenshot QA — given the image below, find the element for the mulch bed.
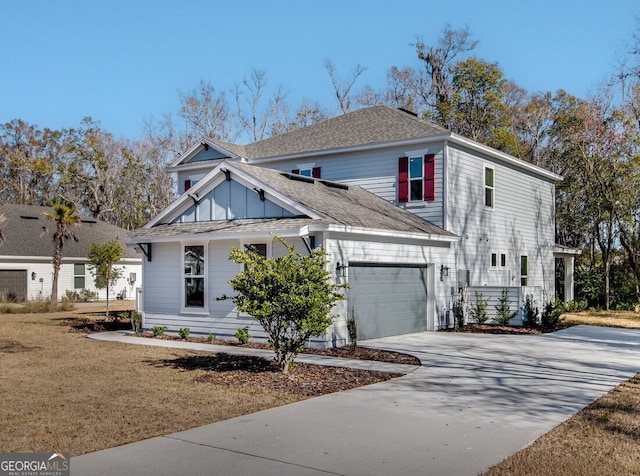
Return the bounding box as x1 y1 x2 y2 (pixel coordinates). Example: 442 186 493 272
175 354 404 396
442 324 542 334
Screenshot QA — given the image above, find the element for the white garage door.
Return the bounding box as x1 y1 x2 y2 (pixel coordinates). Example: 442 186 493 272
347 263 429 340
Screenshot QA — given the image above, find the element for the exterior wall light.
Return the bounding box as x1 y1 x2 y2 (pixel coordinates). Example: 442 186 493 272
440 265 449 281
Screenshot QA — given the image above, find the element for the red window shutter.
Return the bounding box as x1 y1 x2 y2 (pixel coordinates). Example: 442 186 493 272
312 167 321 178
398 157 409 203
184 179 192 191
292 169 300 175
424 154 435 201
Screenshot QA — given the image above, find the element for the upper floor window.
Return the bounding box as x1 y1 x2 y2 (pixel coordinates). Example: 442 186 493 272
484 166 494 208
398 154 435 203
292 167 321 178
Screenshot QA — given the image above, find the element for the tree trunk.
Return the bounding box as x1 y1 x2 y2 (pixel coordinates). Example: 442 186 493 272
604 259 611 311
105 285 110 318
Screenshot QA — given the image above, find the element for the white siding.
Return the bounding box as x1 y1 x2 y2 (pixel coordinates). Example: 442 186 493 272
142 237 309 341
325 236 455 346
446 144 556 306
0 259 141 302
262 143 446 227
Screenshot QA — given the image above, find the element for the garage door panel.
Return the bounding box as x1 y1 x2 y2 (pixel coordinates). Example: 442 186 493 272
0 270 27 302
348 264 429 340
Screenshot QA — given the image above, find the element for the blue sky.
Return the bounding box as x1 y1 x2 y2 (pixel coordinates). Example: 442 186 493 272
1 0 638 141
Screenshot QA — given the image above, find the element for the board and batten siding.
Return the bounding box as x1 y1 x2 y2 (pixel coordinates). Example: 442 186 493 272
142 237 309 341
262 142 446 228
446 143 556 306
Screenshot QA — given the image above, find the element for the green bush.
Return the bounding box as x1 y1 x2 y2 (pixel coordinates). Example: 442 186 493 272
494 288 517 326
152 325 167 337
523 294 540 328
469 292 489 325
228 235 345 373
541 300 563 330
64 289 98 303
131 312 142 333
206 331 215 343
178 327 190 339
235 326 250 344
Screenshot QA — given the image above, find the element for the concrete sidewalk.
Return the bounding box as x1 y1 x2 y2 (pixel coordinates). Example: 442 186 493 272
73 326 640 476
87 331 419 374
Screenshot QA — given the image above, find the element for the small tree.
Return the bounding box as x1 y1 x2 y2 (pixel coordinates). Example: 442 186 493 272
494 288 517 326
469 292 489 325
228 235 345 373
523 294 540 328
88 240 124 318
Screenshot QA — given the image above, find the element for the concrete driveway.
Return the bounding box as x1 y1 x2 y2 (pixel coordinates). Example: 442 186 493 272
72 326 640 476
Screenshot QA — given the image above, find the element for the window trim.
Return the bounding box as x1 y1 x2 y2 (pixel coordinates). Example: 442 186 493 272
490 252 498 270
181 242 208 314
239 239 272 263
520 255 528 286
500 252 507 268
484 165 495 209
73 263 85 289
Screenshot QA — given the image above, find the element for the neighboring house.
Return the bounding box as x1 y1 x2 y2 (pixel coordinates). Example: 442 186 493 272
0 204 142 302
133 105 577 345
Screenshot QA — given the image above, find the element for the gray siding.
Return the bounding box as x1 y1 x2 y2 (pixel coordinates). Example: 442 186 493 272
447 144 556 305
260 143 446 228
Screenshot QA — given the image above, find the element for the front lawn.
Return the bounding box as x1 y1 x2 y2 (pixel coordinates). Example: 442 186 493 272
0 308 402 456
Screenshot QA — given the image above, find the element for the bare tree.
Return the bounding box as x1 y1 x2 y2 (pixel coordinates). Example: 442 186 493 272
234 68 289 142
415 25 478 109
324 59 367 113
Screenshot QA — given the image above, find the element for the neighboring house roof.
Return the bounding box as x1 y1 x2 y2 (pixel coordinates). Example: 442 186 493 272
169 105 562 183
133 161 456 242
0 204 140 260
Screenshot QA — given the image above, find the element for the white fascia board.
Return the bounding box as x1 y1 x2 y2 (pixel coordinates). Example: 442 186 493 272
306 224 458 244
130 228 304 244
448 134 563 183
247 132 562 183
167 138 242 169
246 135 453 165
144 163 228 228
144 162 322 229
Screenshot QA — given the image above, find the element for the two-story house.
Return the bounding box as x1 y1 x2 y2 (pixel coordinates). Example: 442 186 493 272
130 105 576 346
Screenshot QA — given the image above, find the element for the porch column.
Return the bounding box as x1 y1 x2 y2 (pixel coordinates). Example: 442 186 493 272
563 255 575 303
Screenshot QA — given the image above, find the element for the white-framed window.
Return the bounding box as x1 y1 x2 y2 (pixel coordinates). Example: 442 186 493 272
74 263 85 289
183 244 206 309
500 252 507 268
484 166 495 209
520 256 528 286
490 252 498 269
409 156 424 202
292 163 320 178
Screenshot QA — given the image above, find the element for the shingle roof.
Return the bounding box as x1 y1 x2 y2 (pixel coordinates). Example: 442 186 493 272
0 204 140 260
208 105 449 160
133 161 455 240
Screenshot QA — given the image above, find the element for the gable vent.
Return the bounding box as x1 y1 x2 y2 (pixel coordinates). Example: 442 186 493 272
282 172 315 184
319 180 348 190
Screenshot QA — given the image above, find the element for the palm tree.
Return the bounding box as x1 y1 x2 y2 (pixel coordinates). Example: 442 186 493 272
44 200 79 311
0 213 5 245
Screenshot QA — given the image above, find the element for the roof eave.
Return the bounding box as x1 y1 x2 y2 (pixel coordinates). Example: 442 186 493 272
305 224 457 243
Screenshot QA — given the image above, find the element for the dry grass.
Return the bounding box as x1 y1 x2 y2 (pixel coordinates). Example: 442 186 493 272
561 310 640 329
484 375 640 476
0 308 306 456
485 310 640 475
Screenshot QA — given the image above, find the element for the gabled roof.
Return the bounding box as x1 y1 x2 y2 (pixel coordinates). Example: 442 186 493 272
133 161 455 242
0 204 140 260
170 105 562 182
